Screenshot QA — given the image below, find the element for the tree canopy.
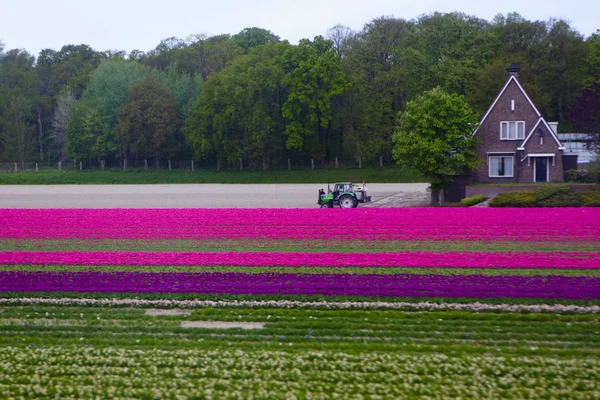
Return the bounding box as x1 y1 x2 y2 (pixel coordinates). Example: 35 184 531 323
392 87 480 202
0 13 596 168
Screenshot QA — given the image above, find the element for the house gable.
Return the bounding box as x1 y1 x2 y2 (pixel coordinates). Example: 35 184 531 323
518 118 565 150
475 75 541 133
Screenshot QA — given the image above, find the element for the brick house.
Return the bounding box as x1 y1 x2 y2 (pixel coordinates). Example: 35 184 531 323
472 64 566 183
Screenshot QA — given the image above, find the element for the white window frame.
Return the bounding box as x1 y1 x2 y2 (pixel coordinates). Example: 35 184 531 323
500 121 525 140
488 156 514 178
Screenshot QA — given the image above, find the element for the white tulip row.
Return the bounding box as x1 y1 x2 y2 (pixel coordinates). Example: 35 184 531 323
0 297 598 313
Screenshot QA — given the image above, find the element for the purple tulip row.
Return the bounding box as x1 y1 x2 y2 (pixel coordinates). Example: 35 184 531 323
1 208 598 242
1 271 597 299
1 250 598 269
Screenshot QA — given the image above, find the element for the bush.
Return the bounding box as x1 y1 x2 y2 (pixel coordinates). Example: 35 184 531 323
489 191 536 207
533 184 570 201
460 194 486 206
564 169 594 183
579 191 600 206
537 192 583 207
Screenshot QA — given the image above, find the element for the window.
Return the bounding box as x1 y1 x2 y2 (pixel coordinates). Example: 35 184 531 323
489 156 514 178
500 121 525 140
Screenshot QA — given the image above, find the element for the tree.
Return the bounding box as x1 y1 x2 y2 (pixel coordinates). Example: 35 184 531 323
2 95 35 167
65 101 102 162
50 86 76 162
392 87 480 204
185 42 288 168
82 60 150 161
583 32 600 86
280 36 348 161
567 82 600 151
113 75 179 165
232 27 280 54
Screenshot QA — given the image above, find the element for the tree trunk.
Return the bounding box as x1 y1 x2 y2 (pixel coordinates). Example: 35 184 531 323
37 107 43 161
430 188 440 206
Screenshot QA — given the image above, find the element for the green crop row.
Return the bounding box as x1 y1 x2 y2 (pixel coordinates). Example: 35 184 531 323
0 305 598 398
2 238 598 252
1 347 597 399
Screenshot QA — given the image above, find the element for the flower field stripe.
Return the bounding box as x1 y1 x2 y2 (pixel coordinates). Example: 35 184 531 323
1 250 598 269
2 297 599 313
1 271 598 299
1 208 598 242
3 264 599 277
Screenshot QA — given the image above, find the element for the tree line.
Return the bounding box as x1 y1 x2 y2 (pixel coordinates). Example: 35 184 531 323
0 12 598 170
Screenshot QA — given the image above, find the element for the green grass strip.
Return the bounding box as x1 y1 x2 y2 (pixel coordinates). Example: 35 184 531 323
1 239 598 252
0 167 423 184
1 264 599 276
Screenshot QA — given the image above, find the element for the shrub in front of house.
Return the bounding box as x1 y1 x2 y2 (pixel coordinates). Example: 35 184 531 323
533 185 570 201
537 192 584 207
579 191 600 206
490 188 600 207
489 191 537 207
564 169 594 183
460 194 487 206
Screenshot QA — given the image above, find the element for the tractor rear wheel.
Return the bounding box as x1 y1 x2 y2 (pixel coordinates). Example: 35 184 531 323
339 195 355 208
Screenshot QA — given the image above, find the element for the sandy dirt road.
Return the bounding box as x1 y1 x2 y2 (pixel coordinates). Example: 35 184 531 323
0 183 430 208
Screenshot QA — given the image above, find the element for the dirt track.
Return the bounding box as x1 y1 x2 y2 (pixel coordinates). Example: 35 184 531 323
0 183 430 208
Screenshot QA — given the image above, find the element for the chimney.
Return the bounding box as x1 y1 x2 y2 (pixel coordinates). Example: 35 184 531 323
548 122 558 134
507 63 520 80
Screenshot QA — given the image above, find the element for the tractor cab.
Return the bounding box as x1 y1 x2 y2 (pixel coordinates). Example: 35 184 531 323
317 181 371 208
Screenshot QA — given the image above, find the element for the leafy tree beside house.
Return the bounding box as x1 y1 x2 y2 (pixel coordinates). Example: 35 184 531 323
392 87 480 204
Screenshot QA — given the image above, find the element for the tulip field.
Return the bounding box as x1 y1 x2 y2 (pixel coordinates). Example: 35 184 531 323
0 208 599 398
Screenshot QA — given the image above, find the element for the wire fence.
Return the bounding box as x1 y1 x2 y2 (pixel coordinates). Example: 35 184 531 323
0 156 396 173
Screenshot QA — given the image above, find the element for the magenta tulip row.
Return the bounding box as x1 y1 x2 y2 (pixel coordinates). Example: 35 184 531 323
1 208 598 242
1 250 598 268
1 271 597 299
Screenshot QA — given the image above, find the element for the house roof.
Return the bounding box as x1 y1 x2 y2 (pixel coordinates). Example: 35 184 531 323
517 118 565 150
475 75 541 134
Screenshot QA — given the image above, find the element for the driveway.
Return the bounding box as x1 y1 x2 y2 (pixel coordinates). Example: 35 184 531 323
0 183 430 208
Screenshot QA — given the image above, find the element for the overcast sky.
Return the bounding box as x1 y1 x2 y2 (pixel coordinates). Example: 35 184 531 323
2 0 599 56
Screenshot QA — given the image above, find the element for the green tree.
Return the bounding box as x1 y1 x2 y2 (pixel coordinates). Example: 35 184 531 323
232 27 280 54
185 42 288 169
82 60 150 161
392 87 480 204
65 101 103 162
280 36 348 161
583 32 600 86
114 75 179 166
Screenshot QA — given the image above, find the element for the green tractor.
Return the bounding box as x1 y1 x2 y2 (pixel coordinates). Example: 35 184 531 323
317 182 371 208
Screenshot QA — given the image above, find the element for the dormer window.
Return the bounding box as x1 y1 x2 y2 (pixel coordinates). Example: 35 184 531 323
501 121 525 140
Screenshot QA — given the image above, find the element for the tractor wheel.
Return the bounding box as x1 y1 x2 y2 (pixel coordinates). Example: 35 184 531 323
338 195 355 209
320 203 329 208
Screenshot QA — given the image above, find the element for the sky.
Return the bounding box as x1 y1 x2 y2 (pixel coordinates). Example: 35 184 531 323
2 0 599 56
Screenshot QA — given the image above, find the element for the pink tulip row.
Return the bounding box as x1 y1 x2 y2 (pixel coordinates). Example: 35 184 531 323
0 208 598 242
1 250 598 269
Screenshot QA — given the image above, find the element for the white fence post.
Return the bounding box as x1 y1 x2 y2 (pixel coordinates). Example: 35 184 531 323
288 159 291 171
168 160 171 171
79 161 82 171
335 157 338 168
35 163 38 172
311 159 314 169
58 161 61 171
239 158 243 171
191 160 194 171
144 159 148 170
14 163 17 172
101 160 105 170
